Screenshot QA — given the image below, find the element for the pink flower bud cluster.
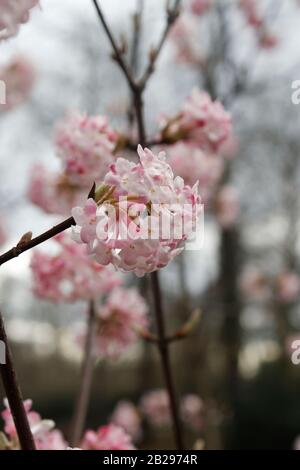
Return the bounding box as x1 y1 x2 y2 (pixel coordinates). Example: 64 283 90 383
0 0 39 40
214 185 240 228
180 394 205 432
28 165 87 216
240 268 300 304
0 55 35 111
72 146 201 277
85 287 149 359
110 401 142 442
31 234 122 303
139 389 205 432
276 272 300 304
239 0 278 49
0 400 135 451
55 112 118 188
160 88 232 154
81 424 135 450
1 399 66 450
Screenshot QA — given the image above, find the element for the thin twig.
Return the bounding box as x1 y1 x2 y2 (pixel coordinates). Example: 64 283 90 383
91 0 137 93
0 313 36 450
138 0 182 90
0 217 74 267
139 308 201 345
71 299 97 446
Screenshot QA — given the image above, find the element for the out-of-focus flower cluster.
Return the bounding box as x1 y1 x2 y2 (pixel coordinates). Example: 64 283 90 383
106 391 205 446
31 233 121 303
240 268 300 304
31 234 149 359
81 424 135 450
0 399 135 451
160 88 232 153
157 88 238 226
0 399 66 450
90 287 148 359
55 113 118 189
0 55 35 110
0 0 39 40
28 165 87 216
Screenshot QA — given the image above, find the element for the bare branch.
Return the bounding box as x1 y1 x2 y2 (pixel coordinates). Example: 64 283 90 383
91 0 137 92
138 0 182 90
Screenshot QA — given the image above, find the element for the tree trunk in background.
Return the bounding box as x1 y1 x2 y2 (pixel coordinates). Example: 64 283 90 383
219 225 241 445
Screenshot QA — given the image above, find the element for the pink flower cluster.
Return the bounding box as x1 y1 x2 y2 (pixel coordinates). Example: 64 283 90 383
110 401 142 442
55 112 118 188
1 399 66 450
91 287 148 358
81 424 135 450
31 234 121 303
72 146 201 277
0 55 35 110
167 142 224 204
0 0 39 40
214 186 240 228
171 15 204 65
240 268 300 304
0 400 135 451
240 267 271 302
140 390 205 431
28 165 86 216
160 88 232 154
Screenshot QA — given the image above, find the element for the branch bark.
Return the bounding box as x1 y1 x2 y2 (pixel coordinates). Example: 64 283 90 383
0 313 36 450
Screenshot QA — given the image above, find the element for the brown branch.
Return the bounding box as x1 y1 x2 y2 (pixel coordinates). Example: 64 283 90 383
70 299 97 446
138 308 201 345
0 313 36 450
0 217 74 267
